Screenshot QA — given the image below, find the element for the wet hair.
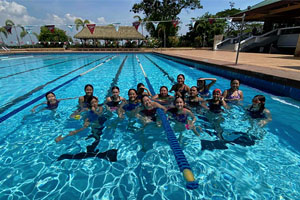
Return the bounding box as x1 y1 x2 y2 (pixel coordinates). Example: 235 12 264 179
84 84 94 91
128 89 138 95
174 96 185 104
137 83 144 89
197 78 206 88
111 86 120 91
177 74 185 80
230 79 240 84
160 86 168 92
141 95 150 104
253 95 266 113
91 96 99 102
45 92 55 99
190 86 198 90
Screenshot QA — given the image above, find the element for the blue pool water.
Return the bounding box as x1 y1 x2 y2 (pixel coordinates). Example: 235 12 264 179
0 53 300 199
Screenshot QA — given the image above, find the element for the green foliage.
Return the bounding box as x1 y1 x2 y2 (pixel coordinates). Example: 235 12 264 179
168 36 179 47
74 18 90 31
131 0 202 46
216 8 241 18
145 37 161 48
184 12 226 47
38 26 70 47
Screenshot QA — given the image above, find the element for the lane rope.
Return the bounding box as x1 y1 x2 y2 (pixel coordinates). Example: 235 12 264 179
135 55 198 190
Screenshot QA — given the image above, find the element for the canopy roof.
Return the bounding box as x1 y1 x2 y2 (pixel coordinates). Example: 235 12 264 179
232 0 300 22
74 26 144 40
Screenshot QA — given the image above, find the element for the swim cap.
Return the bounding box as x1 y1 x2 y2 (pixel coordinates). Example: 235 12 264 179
213 89 222 95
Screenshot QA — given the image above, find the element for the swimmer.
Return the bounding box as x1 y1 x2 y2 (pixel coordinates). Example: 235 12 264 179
136 95 167 125
118 89 140 119
105 86 126 112
170 74 190 98
223 79 244 102
55 96 105 143
152 86 174 106
247 95 272 127
186 86 205 112
137 83 152 100
203 89 229 113
31 92 76 112
197 77 216 98
167 97 201 137
70 84 94 118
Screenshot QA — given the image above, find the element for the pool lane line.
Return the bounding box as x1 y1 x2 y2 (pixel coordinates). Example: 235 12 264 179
0 56 116 124
0 56 109 115
0 55 34 61
0 54 72 69
105 56 128 98
0 55 90 80
143 55 176 84
135 55 199 190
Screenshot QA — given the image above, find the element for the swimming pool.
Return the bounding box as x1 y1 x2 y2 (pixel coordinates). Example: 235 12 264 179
0 53 299 199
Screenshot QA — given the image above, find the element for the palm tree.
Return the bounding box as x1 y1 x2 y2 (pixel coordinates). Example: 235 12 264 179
74 18 90 31
74 19 90 46
0 27 8 45
158 24 167 48
5 19 21 47
20 26 37 47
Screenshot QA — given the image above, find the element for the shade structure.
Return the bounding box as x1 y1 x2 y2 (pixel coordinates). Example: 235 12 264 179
232 0 300 22
74 26 144 40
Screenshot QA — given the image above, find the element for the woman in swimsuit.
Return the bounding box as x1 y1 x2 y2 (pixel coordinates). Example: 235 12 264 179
167 97 201 137
223 79 244 102
137 83 152 101
118 89 140 119
197 77 216 98
55 96 105 143
203 89 229 113
202 89 229 140
79 84 94 109
31 92 76 112
152 86 174 106
247 95 271 127
186 86 205 112
105 86 126 112
170 74 190 98
136 95 167 125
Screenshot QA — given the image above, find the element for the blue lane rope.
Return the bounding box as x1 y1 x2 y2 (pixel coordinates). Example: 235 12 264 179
135 55 198 190
0 56 116 124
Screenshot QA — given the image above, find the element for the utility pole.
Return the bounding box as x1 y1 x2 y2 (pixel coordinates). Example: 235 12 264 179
235 14 245 65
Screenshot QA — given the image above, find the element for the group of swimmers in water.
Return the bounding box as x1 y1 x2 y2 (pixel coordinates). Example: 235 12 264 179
31 74 272 152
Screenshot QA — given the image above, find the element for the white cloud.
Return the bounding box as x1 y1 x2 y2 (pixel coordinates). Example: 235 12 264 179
0 0 39 25
97 17 106 24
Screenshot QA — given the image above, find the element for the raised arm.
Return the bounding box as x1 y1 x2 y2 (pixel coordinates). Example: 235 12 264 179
55 118 90 143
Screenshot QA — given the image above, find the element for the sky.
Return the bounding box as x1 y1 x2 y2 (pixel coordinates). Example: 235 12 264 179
0 0 262 44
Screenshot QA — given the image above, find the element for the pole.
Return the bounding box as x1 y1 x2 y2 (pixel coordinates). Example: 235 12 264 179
235 13 245 65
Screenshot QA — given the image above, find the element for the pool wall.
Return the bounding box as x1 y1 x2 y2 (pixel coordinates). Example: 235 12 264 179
154 52 300 101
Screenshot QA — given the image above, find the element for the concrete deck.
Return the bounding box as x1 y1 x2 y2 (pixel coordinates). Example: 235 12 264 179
156 49 300 83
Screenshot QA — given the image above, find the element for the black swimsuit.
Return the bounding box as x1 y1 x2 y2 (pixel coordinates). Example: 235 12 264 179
208 100 223 113
46 100 59 110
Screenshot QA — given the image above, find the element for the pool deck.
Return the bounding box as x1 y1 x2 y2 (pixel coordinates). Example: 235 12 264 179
154 49 300 83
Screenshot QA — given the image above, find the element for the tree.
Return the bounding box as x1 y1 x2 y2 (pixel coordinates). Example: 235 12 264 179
0 27 8 45
5 19 21 47
131 0 202 46
38 26 70 47
74 18 90 31
20 26 39 47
